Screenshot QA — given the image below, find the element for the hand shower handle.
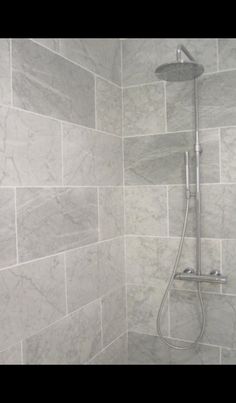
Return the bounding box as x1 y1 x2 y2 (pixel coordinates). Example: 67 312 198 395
185 151 190 198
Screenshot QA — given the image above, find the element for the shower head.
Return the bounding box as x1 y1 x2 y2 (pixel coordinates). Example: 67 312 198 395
155 61 204 82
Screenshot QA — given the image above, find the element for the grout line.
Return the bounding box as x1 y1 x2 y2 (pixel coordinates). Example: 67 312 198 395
216 39 220 72
87 330 128 364
9 39 13 106
14 188 19 264
125 234 236 242
63 253 68 315
60 122 64 186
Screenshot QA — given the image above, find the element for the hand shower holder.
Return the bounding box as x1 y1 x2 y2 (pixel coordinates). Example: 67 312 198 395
174 270 227 284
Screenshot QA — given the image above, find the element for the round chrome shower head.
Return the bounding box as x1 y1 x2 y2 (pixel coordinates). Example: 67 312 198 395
155 61 204 82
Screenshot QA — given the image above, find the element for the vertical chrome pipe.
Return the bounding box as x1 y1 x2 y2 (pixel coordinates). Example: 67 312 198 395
194 78 201 275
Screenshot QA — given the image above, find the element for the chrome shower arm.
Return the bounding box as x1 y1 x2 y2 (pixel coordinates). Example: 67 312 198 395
176 44 196 63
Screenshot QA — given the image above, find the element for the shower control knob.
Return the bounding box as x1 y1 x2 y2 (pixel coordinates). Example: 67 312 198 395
183 268 195 274
210 270 221 276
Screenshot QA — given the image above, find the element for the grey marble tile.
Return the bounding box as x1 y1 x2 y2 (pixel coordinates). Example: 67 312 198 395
12 39 95 127
102 286 127 347
0 39 11 105
0 343 22 364
218 39 236 71
32 39 60 52
123 83 165 136
124 129 219 185
0 188 16 269
222 240 236 294
0 255 66 352
220 127 236 183
99 187 124 240
66 238 125 312
169 184 236 239
90 332 128 364
122 38 217 87
23 300 102 364
17 187 98 262
63 124 122 186
0 106 62 186
128 331 219 364
60 39 121 85
127 284 168 336
221 348 236 364
170 290 236 348
125 186 167 236
96 78 122 136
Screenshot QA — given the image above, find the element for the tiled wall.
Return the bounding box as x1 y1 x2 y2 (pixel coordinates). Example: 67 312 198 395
122 38 236 364
0 38 127 365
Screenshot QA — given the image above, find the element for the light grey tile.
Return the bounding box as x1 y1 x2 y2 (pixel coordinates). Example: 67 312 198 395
218 39 236 71
221 127 236 183
0 106 62 186
0 188 16 269
17 187 98 262
0 255 65 352
23 300 102 364
90 332 128 364
66 238 125 312
96 78 122 136
127 284 168 336
102 287 127 347
32 38 60 52
222 240 236 294
0 343 22 364
221 348 236 364
124 129 219 185
128 331 219 364
0 39 11 105
99 187 124 240
169 184 236 239
63 124 122 186
122 39 217 87
12 39 95 127
123 83 165 136
60 38 121 85
170 290 236 348
125 186 167 236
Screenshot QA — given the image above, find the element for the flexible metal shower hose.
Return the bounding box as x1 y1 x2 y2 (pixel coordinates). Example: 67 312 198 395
156 198 206 350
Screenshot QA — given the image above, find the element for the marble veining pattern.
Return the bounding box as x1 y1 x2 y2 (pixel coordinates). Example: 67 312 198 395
0 188 17 269
220 127 236 183
32 39 60 52
0 39 11 105
99 187 124 240
90 332 128 364
218 39 236 71
0 343 22 365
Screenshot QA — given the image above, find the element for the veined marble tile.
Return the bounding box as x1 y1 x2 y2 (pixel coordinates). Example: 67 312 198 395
0 343 22 365
99 187 124 240
123 83 165 136
170 290 236 348
12 39 95 127
90 332 128 364
221 127 236 183
63 124 122 186
124 129 219 185
0 188 16 269
0 39 11 105
169 184 236 239
23 300 102 364
96 78 122 136
17 187 98 262
60 38 121 85
125 186 167 236
102 286 127 347
218 39 236 71
0 255 66 352
66 238 125 312
127 284 168 336
221 348 236 364
0 106 62 186
222 240 236 294
128 331 219 365
122 38 217 86
32 39 60 52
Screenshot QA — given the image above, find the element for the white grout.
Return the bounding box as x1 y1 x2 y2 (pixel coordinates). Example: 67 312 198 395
86 330 127 364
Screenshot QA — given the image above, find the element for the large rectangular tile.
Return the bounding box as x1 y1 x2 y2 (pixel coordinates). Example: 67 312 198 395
220 127 236 183
122 38 217 87
23 300 102 364
125 186 167 236
0 255 66 351
128 331 219 364
123 83 165 136
60 39 121 85
66 238 125 312
90 332 128 365
0 343 22 365
0 188 16 269
96 77 122 136
17 187 98 262
99 187 124 240
218 39 236 71
169 184 236 239
0 39 11 105
222 240 236 294
0 106 62 186
12 39 95 127
124 129 219 185
63 124 122 186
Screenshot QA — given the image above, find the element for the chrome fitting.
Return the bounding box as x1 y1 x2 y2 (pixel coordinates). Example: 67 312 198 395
194 143 202 153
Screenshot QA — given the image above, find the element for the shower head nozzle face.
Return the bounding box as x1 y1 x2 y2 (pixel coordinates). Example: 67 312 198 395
155 61 204 82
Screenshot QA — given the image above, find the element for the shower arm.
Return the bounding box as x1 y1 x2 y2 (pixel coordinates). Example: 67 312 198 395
176 44 196 63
